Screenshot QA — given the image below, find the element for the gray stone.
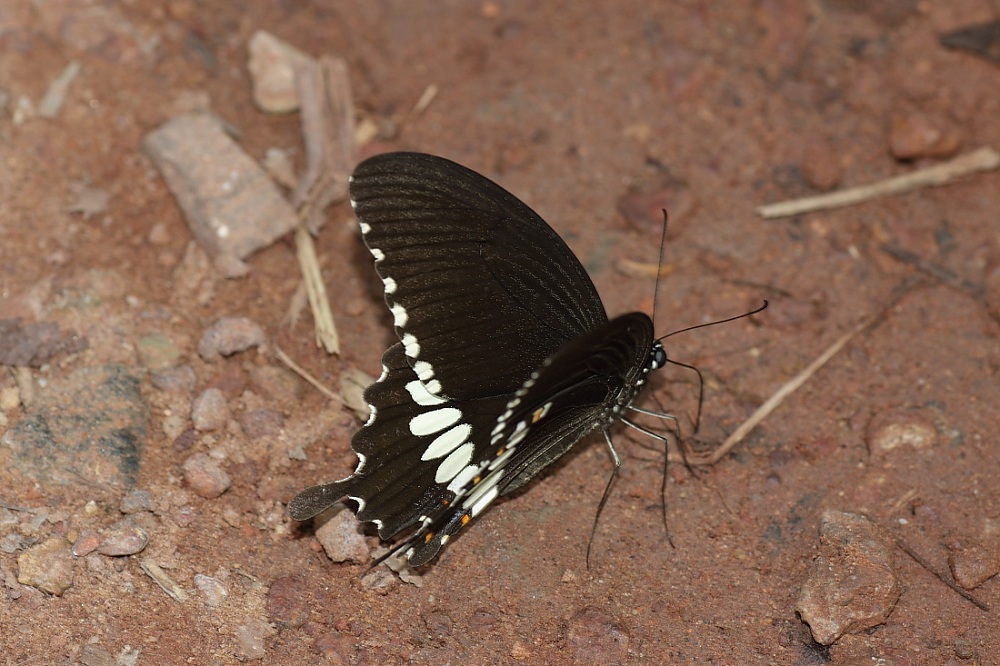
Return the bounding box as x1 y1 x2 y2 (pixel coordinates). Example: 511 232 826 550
0 364 146 491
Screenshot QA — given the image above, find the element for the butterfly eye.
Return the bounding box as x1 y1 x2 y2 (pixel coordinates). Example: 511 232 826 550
653 344 668 369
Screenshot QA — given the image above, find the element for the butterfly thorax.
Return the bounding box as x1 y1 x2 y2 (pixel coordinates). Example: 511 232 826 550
603 338 666 427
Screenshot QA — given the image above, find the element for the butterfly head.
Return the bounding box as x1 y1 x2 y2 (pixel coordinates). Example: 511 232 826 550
650 341 667 371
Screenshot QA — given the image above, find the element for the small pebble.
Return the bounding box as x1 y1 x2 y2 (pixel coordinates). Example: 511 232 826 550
247 30 314 113
221 506 241 528
948 540 1000 590
262 148 297 189
889 111 961 160
267 575 310 628
360 566 397 595
162 413 188 441
234 618 272 661
97 520 149 556
423 610 454 638
240 408 284 439
79 645 116 666
313 632 355 662
0 386 20 412
213 253 250 279
172 428 199 451
197 317 265 362
797 511 901 645
147 221 171 245
71 531 102 557
150 365 196 393
316 510 369 564
510 641 532 661
565 606 630 666
17 536 75 595
385 556 423 587
194 573 229 607
615 181 697 232
801 135 842 191
206 365 247 399
173 505 197 527
120 489 155 514
866 409 937 452
136 332 182 371
182 453 232 499
954 639 976 660
0 533 26 554
469 608 500 631
248 365 302 403
191 388 230 431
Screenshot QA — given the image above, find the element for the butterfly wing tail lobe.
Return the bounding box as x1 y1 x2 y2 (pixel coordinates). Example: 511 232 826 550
288 480 353 521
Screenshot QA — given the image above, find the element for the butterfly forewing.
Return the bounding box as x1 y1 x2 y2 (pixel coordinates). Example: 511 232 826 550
350 152 608 399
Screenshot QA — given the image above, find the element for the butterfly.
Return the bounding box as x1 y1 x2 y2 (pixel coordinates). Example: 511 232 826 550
289 152 670 566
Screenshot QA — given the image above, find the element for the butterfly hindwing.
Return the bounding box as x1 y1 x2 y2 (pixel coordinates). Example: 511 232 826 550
395 313 658 566
349 342 509 537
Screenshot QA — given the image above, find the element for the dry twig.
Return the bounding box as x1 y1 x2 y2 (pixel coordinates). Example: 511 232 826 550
756 147 1000 219
140 558 189 602
289 55 357 355
273 345 342 403
697 279 919 465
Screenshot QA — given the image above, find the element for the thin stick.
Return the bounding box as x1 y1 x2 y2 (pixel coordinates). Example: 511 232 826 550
697 278 919 465
698 315 872 465
273 344 342 403
756 147 1000 219
881 244 984 299
290 56 357 355
295 225 340 354
139 559 189 603
410 84 438 117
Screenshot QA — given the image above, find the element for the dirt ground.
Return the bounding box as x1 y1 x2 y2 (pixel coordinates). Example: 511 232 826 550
2 1 999 664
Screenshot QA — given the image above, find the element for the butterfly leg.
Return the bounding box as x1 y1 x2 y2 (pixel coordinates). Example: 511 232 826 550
621 417 676 548
586 429 623 568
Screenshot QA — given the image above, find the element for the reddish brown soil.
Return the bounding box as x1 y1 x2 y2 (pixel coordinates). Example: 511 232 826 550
2 2 999 664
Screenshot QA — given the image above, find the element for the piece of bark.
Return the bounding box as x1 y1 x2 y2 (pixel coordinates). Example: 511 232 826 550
142 113 298 271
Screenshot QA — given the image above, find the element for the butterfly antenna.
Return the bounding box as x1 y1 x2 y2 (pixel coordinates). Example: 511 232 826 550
651 209 670 325
655 301 767 432
657 300 768 343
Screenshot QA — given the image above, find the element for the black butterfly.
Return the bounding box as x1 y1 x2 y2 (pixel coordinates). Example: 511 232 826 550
289 152 669 566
